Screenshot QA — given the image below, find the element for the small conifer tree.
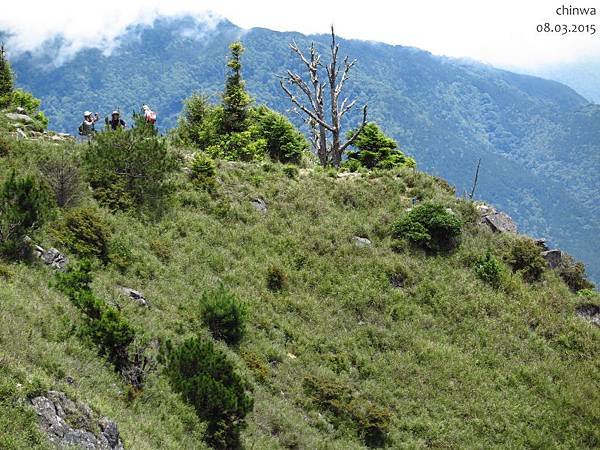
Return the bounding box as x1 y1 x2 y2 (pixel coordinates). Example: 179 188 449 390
0 43 15 107
222 41 251 133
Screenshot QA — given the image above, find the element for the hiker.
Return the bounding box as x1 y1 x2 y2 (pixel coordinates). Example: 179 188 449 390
105 110 126 130
142 104 157 125
78 111 99 136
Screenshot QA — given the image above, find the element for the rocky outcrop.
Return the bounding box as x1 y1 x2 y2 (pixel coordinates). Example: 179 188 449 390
352 236 372 247
31 391 124 449
4 110 73 142
575 304 600 327
541 249 563 269
476 203 518 234
33 245 69 270
5 112 34 124
482 212 517 233
120 287 149 307
337 171 361 180
251 197 268 214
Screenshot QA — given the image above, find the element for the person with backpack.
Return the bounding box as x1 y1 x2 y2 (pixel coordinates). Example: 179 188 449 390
78 111 99 137
105 110 126 130
142 104 157 125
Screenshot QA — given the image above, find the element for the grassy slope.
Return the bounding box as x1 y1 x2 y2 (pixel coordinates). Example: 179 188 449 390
0 135 599 449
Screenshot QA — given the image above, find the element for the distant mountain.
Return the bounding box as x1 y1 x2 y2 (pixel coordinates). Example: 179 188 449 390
6 16 600 283
527 60 600 103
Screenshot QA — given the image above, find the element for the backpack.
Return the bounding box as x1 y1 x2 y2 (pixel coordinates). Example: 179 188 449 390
145 109 157 124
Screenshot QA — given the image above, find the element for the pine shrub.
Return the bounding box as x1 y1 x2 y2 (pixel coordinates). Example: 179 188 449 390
201 285 247 346
189 152 217 191
83 114 178 211
507 238 547 283
475 250 505 289
166 337 253 449
392 202 462 252
266 264 288 292
51 207 111 262
54 262 136 372
0 171 53 259
557 254 595 292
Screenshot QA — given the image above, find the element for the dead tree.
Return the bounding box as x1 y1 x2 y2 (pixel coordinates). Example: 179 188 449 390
280 26 367 167
469 158 481 199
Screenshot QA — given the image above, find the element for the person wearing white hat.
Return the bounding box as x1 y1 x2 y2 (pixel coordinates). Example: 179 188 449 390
105 110 126 130
78 110 99 136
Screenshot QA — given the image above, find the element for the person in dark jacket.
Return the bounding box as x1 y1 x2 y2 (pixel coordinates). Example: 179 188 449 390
105 110 126 130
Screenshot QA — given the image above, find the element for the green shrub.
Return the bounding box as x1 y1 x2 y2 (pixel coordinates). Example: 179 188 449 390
10 89 48 128
83 114 178 210
253 106 308 164
0 262 13 280
0 171 53 259
166 337 253 449
206 129 267 162
577 289 599 299
392 202 462 252
282 164 299 179
150 238 172 262
266 265 288 292
303 374 390 447
557 254 595 292
507 238 547 283
54 262 136 372
475 250 505 289
174 94 223 148
51 207 111 262
347 399 391 447
346 122 416 170
201 285 247 346
108 235 134 273
189 152 217 190
37 145 84 207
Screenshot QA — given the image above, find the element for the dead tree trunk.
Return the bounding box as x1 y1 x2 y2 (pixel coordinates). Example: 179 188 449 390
280 26 367 167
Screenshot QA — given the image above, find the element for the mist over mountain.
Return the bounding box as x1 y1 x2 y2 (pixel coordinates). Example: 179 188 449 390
6 15 599 282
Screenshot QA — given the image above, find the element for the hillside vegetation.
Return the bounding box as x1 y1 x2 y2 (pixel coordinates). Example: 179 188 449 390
1 123 599 449
6 16 600 284
1 33 599 450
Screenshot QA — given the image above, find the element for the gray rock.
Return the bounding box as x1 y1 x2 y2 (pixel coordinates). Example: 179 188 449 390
15 128 27 139
251 197 268 214
120 287 149 307
475 203 496 216
31 391 124 449
63 429 98 449
352 236 372 247
576 304 600 327
482 212 517 233
31 396 69 438
15 107 27 114
541 249 562 269
41 247 69 270
99 417 121 448
5 112 34 123
337 171 361 180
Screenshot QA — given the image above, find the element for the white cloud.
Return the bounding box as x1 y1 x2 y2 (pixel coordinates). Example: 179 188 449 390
1 0 600 69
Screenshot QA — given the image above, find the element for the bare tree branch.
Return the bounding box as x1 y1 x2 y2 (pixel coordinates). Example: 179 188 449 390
280 80 334 131
340 105 368 152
